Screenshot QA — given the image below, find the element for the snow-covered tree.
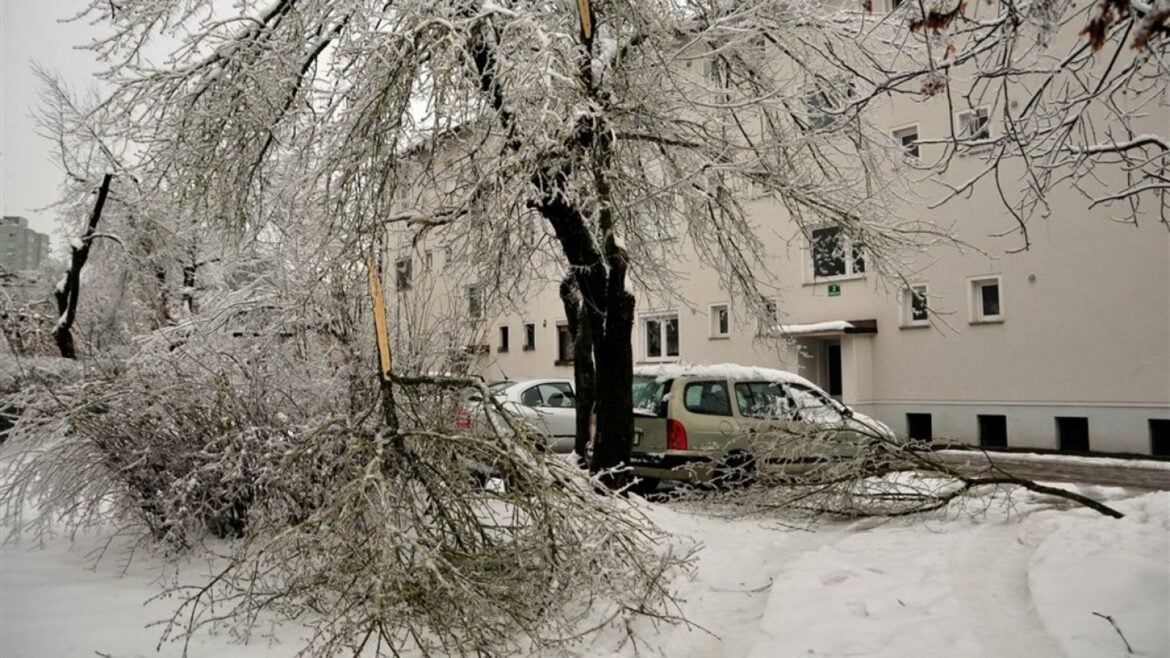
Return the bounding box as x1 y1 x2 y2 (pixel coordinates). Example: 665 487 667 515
67 0 1166 476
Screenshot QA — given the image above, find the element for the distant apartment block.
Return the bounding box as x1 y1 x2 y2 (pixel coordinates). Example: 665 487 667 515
0 216 51 272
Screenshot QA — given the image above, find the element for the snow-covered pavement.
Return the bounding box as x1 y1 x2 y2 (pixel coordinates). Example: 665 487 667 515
2 486 1167 657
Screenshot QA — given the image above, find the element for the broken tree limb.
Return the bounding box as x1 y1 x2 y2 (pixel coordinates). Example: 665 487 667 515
53 173 113 359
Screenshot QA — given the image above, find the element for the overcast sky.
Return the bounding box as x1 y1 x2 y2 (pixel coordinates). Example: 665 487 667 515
1 0 102 240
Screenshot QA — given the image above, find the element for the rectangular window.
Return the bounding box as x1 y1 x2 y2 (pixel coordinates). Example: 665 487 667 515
395 257 412 290
643 314 680 361
424 249 433 270
1056 417 1089 452
959 107 991 140
804 80 853 132
906 413 933 444
903 284 929 326
978 414 1007 448
971 277 1003 323
710 303 730 338
1151 419 1170 456
467 286 483 320
498 326 509 353
894 125 919 159
523 323 536 351
683 381 732 416
811 226 865 279
556 324 573 364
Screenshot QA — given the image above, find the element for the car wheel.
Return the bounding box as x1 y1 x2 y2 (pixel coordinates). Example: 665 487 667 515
629 476 660 496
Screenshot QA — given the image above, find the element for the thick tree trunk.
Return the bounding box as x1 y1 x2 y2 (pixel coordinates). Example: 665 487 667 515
559 277 595 467
588 284 634 482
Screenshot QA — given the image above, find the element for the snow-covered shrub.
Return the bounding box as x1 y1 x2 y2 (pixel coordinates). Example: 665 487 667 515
1 334 356 542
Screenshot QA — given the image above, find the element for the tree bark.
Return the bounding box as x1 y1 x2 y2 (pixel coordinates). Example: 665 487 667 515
54 173 113 359
559 277 595 467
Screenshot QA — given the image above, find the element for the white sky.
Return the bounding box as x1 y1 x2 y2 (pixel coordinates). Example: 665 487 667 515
1 0 102 240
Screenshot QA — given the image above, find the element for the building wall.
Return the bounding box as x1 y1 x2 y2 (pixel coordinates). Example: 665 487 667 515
0 216 50 272
384 14 1170 455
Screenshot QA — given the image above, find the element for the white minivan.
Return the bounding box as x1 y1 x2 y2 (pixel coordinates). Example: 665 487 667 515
629 364 894 488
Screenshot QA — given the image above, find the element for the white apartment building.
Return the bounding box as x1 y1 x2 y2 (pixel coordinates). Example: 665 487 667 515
385 11 1170 456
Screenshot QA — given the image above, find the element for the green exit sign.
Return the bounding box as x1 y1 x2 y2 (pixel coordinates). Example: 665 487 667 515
828 283 841 297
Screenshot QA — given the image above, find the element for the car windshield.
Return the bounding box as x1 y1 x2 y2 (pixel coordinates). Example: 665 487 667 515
487 381 514 396
632 375 669 417
788 383 845 424
734 381 792 418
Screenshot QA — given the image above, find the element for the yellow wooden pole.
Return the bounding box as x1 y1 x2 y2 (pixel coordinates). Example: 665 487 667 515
577 0 592 40
367 255 393 380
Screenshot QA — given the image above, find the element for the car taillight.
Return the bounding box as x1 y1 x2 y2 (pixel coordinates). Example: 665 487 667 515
667 419 688 451
455 404 472 429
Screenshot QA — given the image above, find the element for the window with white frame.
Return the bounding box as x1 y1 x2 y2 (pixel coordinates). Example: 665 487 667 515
710 303 730 338
894 125 919 159
810 226 865 279
959 107 990 140
970 277 1003 323
903 284 929 326
467 286 484 320
643 314 680 361
556 323 574 364
804 79 854 132
395 257 412 290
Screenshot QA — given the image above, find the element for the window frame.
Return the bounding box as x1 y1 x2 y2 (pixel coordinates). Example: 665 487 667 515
395 256 413 291
893 124 920 159
555 322 574 365
523 322 536 351
642 312 680 362
958 107 991 141
807 225 866 282
497 325 509 353
467 285 484 321
709 303 730 339
902 283 930 328
969 276 1004 324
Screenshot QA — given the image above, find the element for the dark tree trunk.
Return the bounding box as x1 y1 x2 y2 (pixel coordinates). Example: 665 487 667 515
588 282 634 480
469 4 636 489
559 277 595 467
54 173 113 359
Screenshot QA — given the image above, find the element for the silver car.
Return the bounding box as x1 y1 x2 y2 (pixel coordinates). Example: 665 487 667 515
460 378 578 453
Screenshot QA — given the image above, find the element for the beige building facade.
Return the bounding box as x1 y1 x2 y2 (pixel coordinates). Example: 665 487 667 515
385 11 1170 456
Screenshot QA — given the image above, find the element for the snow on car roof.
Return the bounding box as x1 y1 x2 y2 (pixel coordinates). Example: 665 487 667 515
633 362 818 388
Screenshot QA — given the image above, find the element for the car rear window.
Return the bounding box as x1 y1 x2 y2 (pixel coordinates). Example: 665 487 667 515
632 376 670 418
683 381 732 416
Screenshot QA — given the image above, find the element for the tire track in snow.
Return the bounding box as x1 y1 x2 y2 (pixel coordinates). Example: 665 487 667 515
948 520 1063 658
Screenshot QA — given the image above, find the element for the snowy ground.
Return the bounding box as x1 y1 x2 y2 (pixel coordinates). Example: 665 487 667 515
2 485 1167 657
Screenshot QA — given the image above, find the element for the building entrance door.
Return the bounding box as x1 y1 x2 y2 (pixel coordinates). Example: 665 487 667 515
824 339 842 400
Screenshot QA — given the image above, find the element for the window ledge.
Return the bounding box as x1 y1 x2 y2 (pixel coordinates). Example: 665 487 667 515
709 334 731 340
498 348 509 353
803 274 866 287
969 318 1004 325
522 346 535 351
638 358 681 364
957 144 995 157
554 359 574 366
899 323 931 330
